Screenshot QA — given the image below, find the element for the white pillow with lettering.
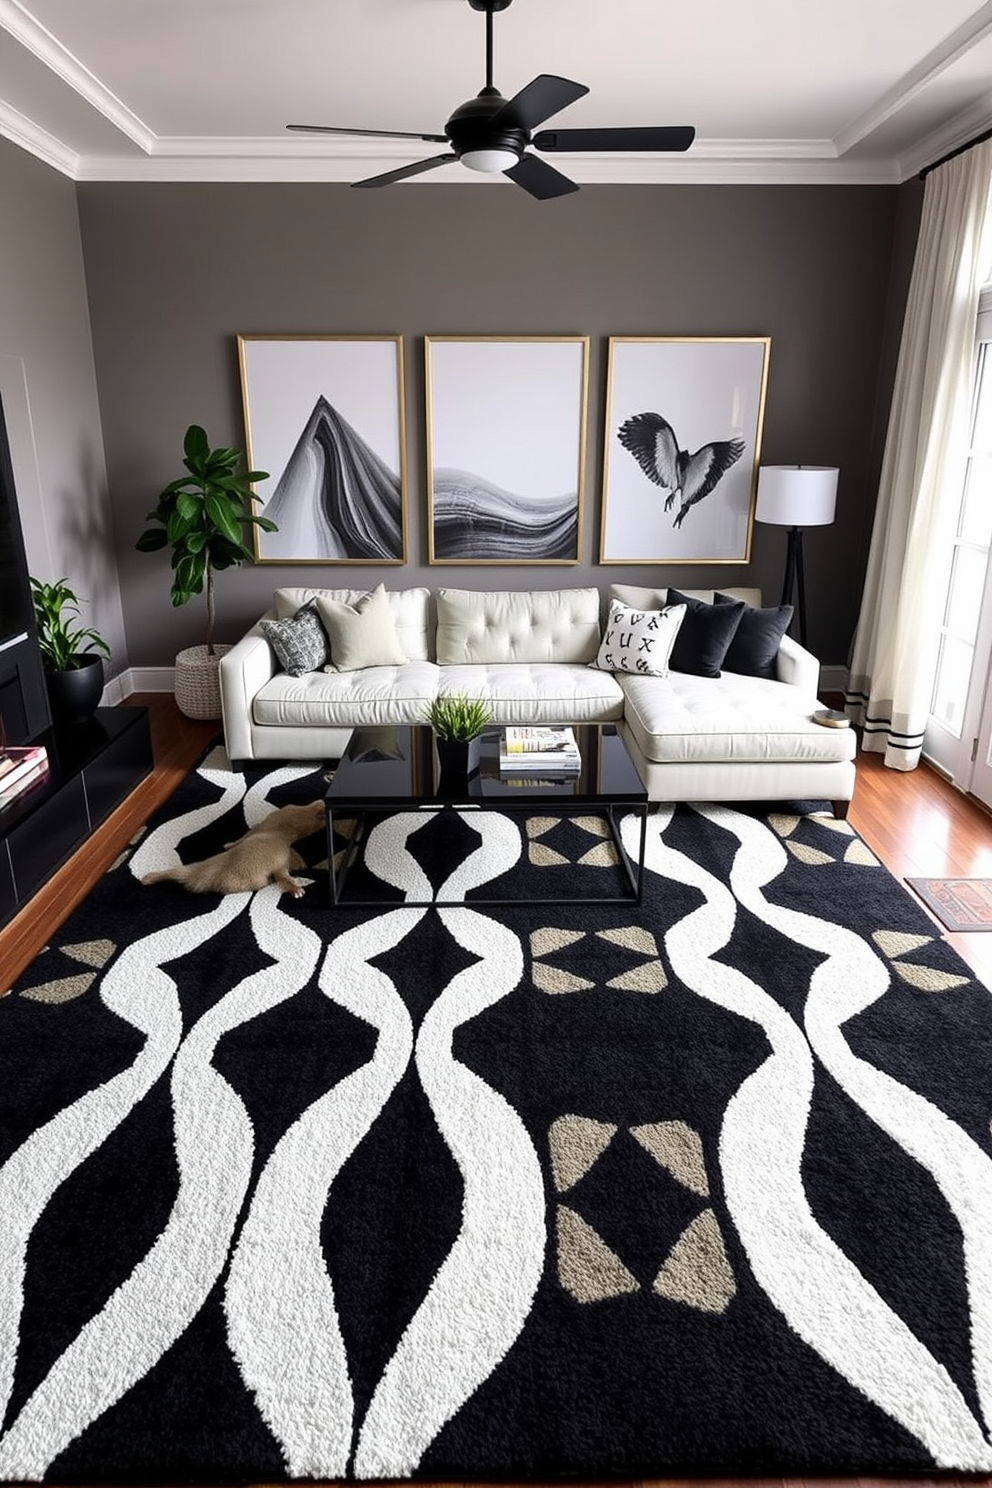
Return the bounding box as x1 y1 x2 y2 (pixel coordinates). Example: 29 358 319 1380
590 601 686 677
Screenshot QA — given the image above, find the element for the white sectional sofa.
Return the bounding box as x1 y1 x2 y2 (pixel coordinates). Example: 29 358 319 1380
219 583 857 815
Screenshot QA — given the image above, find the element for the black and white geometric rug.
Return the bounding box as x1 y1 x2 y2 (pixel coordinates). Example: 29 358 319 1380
2 744 992 1482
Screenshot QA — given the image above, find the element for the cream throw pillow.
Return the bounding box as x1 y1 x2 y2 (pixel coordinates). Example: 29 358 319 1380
315 584 408 671
591 600 686 677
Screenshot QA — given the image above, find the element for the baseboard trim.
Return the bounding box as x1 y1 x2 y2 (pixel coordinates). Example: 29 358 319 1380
108 666 175 699
820 664 848 693
100 674 127 707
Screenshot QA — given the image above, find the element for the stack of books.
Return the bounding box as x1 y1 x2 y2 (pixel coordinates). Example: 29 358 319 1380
0 743 50 811
499 725 581 775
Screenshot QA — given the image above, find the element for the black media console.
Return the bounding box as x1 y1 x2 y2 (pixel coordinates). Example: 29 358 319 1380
0 705 153 931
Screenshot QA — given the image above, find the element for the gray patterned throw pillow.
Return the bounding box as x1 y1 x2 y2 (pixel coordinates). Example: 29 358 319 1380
260 604 329 676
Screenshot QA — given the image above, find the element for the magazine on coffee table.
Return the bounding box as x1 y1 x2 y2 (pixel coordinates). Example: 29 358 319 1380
499 725 581 773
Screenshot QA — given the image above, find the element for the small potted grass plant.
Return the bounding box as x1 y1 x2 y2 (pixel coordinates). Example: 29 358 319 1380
423 691 493 783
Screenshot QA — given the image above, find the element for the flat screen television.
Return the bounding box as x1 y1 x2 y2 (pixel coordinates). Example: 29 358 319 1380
0 391 35 648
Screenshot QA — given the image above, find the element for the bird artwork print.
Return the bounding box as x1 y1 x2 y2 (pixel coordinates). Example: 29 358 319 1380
617 412 745 528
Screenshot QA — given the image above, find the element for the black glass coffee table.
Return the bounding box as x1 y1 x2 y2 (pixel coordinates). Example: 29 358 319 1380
325 723 648 908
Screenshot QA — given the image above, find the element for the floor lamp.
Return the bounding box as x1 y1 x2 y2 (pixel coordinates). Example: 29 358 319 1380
755 465 838 648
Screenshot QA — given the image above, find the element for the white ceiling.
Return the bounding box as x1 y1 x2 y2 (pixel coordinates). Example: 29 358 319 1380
2 0 992 186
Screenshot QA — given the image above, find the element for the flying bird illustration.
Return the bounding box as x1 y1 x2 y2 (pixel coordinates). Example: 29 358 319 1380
617 412 745 528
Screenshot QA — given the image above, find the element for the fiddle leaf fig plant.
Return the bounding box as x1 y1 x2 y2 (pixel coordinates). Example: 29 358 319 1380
30 576 111 673
135 424 274 655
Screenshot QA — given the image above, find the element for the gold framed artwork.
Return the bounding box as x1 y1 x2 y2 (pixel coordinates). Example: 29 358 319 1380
599 336 771 564
237 334 408 564
425 335 590 564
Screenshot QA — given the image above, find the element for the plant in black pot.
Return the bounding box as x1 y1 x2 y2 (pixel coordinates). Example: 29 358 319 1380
30 576 111 725
135 424 273 720
423 692 493 787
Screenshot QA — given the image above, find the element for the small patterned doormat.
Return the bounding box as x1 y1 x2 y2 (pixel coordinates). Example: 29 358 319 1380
907 877 992 931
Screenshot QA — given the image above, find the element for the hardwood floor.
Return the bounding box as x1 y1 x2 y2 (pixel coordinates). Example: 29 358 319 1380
0 694 216 992
2 695 991 1488
847 743 992 988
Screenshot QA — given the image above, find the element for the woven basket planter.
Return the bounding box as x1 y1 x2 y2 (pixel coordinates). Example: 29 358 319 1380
173 644 231 721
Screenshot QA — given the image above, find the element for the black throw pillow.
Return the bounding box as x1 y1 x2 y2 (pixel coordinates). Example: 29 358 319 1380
665 588 745 678
715 592 794 679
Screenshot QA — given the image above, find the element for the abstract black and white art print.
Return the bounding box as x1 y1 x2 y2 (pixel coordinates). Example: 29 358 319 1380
600 336 770 565
238 335 408 564
426 336 589 564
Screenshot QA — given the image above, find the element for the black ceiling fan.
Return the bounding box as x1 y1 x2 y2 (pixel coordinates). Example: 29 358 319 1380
287 0 695 200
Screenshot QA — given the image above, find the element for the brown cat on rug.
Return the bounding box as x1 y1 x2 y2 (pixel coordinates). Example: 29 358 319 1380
142 800 325 897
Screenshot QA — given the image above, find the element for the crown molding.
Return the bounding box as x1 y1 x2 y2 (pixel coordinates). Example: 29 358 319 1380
143 133 841 162
834 0 992 157
72 137 898 186
0 96 77 175
0 0 153 151
0 0 983 191
896 89 992 179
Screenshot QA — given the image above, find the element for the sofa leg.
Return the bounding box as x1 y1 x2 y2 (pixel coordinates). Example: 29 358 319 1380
831 799 850 820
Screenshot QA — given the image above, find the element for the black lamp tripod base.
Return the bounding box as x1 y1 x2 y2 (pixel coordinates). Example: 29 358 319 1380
780 526 808 648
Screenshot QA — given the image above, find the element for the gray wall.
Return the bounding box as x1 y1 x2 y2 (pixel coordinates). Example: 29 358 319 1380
76 179 916 668
0 136 127 675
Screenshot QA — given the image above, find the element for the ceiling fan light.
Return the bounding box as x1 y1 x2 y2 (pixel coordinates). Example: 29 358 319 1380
461 146 519 172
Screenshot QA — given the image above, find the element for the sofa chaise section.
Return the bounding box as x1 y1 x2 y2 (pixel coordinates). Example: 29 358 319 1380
608 584 856 814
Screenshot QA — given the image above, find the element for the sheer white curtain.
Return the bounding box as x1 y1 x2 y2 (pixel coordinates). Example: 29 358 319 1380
845 141 992 768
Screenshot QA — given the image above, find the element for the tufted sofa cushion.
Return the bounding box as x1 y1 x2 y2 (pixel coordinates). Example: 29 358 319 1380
274 587 431 663
435 587 601 666
252 660 441 728
439 662 623 725
618 669 854 767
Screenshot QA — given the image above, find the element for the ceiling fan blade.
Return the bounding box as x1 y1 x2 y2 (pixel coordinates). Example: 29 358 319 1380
288 124 449 144
533 125 696 153
352 153 458 188
504 153 579 200
490 74 589 133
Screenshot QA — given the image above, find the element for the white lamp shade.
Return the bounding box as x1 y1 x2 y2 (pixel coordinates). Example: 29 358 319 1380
755 465 838 527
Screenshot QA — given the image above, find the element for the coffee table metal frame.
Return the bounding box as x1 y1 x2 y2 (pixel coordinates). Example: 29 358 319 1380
325 723 648 909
